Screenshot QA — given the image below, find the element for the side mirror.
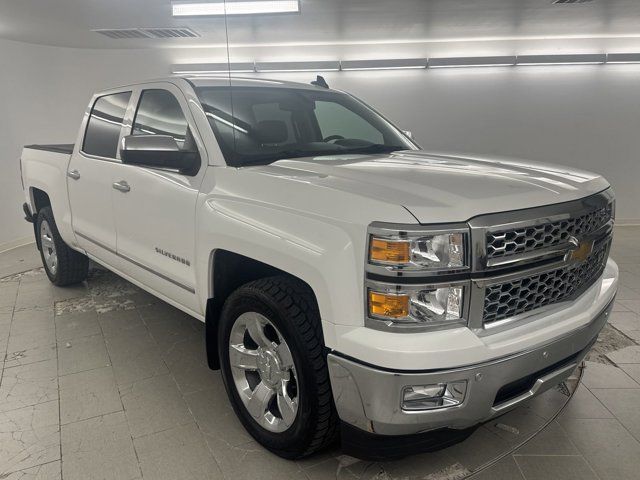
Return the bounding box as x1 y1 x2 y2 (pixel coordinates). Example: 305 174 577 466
120 135 200 175
402 130 414 139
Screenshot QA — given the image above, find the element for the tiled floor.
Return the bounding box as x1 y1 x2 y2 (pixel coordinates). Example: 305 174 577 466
0 228 639 480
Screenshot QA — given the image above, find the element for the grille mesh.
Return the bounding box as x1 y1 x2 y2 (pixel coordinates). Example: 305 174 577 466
486 205 612 260
483 241 609 324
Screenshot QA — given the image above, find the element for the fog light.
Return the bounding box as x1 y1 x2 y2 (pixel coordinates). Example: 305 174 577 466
402 381 467 411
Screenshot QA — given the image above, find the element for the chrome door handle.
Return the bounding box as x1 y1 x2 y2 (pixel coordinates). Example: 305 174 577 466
67 170 80 180
112 181 131 193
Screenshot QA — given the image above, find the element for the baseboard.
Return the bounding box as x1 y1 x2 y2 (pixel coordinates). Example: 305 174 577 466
0 236 35 254
616 219 640 226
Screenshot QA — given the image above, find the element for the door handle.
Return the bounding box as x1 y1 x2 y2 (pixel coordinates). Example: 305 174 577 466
112 180 131 193
67 170 80 180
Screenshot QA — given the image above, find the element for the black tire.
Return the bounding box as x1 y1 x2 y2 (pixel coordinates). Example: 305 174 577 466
218 276 338 459
36 206 89 286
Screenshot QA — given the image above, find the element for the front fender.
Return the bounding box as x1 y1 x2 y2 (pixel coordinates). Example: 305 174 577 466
195 196 364 334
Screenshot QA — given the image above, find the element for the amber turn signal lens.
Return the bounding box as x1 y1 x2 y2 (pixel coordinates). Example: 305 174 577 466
368 291 410 318
369 238 410 264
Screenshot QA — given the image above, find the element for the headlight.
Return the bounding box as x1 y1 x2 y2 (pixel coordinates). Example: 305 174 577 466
365 223 470 332
368 228 468 273
366 281 467 331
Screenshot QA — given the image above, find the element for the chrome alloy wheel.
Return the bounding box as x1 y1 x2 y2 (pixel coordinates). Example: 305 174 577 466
40 220 58 275
229 312 299 433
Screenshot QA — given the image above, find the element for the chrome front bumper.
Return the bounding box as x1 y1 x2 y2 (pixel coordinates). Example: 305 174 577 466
328 297 613 436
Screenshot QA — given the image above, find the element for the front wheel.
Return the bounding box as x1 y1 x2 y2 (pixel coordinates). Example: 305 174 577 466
218 276 338 459
36 206 89 286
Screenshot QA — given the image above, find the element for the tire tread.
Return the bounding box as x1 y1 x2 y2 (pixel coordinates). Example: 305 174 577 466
228 275 339 458
37 207 89 286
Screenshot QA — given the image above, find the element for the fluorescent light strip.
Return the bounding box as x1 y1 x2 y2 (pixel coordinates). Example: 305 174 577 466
606 53 640 64
255 61 340 72
173 53 640 75
341 59 426 71
172 1 299 16
516 54 606 65
428 56 516 68
172 62 255 73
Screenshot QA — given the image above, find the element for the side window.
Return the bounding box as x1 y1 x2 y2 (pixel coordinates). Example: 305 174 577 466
132 89 189 150
314 101 384 144
83 91 131 159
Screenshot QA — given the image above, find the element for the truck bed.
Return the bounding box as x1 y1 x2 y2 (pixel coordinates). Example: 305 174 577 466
24 144 75 155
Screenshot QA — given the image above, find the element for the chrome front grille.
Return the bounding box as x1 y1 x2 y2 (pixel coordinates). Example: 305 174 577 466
482 240 610 324
465 190 615 331
486 204 613 260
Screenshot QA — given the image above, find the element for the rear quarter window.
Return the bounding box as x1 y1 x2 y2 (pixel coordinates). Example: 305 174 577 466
82 91 132 159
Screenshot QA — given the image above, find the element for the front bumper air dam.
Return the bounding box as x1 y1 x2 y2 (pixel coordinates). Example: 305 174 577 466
328 297 614 459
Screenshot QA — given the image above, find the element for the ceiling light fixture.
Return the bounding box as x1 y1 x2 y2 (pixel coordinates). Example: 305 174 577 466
341 59 427 71
172 52 640 75
516 53 606 66
428 56 516 68
606 53 640 64
171 1 300 16
255 61 340 72
172 62 256 73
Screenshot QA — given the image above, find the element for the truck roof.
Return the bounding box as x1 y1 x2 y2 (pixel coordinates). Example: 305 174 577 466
94 76 337 97
183 76 333 91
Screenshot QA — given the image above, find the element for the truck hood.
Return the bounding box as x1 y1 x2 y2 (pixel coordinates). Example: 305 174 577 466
251 150 610 224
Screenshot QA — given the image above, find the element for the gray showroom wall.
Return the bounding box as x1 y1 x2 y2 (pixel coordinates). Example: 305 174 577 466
287 67 640 225
1 39 639 248
0 39 168 248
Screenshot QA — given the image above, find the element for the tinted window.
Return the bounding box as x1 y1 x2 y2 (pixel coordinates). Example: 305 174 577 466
83 92 131 158
132 90 189 150
315 101 383 144
196 87 415 167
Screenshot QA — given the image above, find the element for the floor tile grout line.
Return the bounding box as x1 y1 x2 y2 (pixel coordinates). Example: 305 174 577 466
143 305 229 477
90 287 145 480
581 382 640 444
51 277 64 480
59 406 124 428
553 420 604 480
511 455 528 480
0 458 62 478
0 275 21 389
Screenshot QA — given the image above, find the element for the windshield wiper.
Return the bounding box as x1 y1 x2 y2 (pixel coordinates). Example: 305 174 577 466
238 144 405 167
342 144 406 155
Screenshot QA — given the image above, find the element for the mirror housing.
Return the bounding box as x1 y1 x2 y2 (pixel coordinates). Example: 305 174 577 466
120 135 200 175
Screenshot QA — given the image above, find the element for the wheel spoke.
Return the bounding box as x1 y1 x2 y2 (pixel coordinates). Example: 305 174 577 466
246 381 274 419
41 235 54 249
247 317 273 349
277 387 297 427
229 344 259 371
275 342 294 369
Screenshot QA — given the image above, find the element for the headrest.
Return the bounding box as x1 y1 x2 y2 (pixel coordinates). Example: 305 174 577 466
256 120 288 144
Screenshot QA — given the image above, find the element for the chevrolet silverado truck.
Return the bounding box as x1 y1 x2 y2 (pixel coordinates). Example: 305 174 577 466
20 76 618 460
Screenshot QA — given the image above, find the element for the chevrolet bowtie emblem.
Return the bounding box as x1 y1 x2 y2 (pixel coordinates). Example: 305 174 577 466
568 236 594 262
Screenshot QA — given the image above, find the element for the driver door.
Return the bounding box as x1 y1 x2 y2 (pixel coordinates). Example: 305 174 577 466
110 83 208 314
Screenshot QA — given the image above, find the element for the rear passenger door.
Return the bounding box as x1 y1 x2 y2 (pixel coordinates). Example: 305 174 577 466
68 90 131 256
110 84 207 314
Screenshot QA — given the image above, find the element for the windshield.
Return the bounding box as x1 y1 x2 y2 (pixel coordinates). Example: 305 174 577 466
195 86 417 167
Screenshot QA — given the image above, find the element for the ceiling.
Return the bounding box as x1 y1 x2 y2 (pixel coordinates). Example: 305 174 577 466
1 0 640 52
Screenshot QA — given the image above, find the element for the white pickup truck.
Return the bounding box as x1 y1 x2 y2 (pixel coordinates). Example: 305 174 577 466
20 76 618 460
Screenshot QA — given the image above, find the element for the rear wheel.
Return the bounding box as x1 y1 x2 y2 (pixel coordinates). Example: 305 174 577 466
36 206 89 286
218 276 338 459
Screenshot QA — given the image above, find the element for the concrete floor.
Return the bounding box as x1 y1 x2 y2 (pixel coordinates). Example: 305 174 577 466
0 227 639 480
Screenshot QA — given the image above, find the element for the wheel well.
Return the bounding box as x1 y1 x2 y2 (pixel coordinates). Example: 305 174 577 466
31 188 51 214
205 250 318 370
30 188 51 250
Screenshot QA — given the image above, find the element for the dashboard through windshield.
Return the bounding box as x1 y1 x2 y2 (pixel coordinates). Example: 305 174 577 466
195 86 417 167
